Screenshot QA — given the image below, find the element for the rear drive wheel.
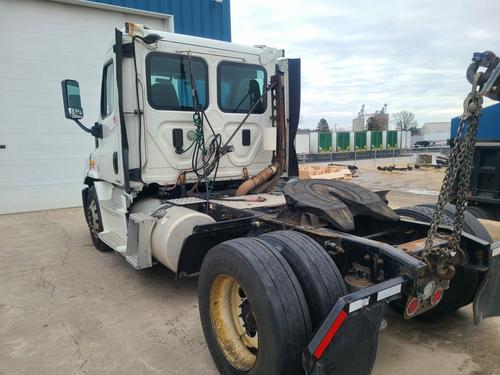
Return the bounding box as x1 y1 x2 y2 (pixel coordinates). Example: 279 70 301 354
198 237 311 375
426 204 492 242
395 204 490 319
260 230 347 329
85 186 110 252
466 205 496 220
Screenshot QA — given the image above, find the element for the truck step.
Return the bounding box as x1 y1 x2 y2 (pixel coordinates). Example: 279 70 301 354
99 231 127 252
100 189 126 213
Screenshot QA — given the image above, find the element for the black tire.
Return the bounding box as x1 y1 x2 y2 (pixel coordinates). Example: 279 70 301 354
420 204 492 242
84 186 111 252
466 205 496 221
260 230 347 329
396 205 454 226
198 237 312 375
394 204 489 320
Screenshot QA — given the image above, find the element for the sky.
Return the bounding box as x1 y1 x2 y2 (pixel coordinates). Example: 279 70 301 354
230 0 500 130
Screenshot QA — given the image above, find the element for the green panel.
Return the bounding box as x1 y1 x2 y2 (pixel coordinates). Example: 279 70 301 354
371 131 383 149
319 132 332 152
336 132 350 151
355 132 367 150
387 130 398 148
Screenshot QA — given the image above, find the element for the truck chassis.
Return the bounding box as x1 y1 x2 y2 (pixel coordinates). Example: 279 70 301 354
82 178 498 374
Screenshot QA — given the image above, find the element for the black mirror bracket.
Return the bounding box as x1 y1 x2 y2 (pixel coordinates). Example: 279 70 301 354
91 123 103 138
74 119 103 138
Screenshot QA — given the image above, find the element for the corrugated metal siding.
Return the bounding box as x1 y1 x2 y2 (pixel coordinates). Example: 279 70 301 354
88 0 231 41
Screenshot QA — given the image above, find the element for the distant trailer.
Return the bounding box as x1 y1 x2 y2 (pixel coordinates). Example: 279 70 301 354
371 131 383 149
295 133 310 154
319 132 333 153
387 130 398 148
451 103 500 141
451 103 500 220
355 132 367 150
337 132 350 151
309 132 319 154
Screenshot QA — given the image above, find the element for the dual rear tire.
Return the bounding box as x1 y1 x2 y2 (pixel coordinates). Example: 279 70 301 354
198 231 347 375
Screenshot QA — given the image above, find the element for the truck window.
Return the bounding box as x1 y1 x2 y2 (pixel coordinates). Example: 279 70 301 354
146 53 208 111
218 62 266 114
100 61 114 118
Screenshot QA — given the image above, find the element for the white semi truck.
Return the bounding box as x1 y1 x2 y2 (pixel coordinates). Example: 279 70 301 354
61 24 500 374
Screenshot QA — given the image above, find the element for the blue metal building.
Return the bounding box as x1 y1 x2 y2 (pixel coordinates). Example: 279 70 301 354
89 0 231 41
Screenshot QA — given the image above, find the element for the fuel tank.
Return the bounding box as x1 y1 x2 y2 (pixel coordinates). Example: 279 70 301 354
130 198 215 272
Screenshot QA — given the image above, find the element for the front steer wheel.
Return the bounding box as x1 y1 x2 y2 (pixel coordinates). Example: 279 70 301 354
84 186 111 252
198 237 312 375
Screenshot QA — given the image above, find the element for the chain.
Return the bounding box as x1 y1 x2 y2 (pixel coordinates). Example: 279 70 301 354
423 73 483 262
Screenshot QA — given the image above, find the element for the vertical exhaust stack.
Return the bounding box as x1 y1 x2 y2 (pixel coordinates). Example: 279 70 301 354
284 59 301 178
233 72 285 196
271 71 287 176
234 58 301 196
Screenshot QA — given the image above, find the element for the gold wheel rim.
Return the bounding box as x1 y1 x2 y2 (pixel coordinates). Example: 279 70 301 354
209 275 258 371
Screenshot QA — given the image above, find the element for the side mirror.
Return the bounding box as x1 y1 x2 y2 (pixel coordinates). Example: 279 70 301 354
61 79 84 120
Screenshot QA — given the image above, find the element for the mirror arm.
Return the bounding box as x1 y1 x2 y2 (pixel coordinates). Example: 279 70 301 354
73 119 103 138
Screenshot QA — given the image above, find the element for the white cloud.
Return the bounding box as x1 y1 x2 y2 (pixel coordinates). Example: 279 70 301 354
230 0 500 129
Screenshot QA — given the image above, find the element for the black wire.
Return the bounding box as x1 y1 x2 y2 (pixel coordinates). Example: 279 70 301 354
184 52 223 194
191 127 221 179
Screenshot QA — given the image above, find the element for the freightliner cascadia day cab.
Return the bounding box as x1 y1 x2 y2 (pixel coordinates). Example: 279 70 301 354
61 24 500 374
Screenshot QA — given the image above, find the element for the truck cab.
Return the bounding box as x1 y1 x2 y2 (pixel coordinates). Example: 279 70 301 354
62 24 300 266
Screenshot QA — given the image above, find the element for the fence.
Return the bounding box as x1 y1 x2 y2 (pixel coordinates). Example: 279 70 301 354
297 146 450 165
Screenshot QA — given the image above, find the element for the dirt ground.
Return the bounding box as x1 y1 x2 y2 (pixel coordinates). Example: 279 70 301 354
1 158 499 375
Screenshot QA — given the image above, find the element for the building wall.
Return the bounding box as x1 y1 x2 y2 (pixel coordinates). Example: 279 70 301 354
422 122 450 135
422 132 450 142
352 118 365 132
0 0 174 214
89 0 232 41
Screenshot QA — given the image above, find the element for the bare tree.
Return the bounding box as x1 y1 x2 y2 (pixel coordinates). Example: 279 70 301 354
392 111 419 133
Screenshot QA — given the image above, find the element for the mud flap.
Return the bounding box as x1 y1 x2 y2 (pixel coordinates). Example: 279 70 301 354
306 303 384 374
304 277 407 375
473 241 500 324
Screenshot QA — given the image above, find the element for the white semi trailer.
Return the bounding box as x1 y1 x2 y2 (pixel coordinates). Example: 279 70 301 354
61 24 500 375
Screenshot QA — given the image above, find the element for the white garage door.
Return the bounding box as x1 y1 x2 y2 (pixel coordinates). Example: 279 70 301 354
0 0 171 214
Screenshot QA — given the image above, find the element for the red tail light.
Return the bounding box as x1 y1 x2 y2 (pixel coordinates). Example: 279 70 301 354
431 289 443 306
406 297 420 317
